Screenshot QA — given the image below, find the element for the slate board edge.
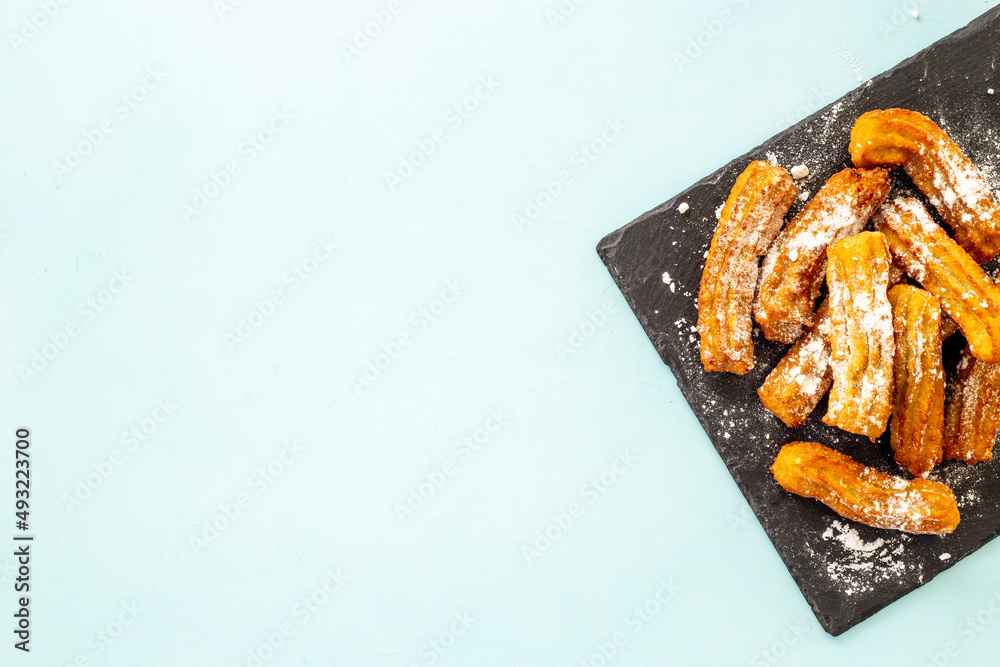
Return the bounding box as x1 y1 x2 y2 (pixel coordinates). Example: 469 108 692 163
596 6 1000 638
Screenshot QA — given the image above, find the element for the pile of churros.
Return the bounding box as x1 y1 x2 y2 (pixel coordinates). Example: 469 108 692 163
696 108 1000 536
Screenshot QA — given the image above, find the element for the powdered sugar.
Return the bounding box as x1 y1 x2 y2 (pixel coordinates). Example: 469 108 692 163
823 520 884 553
810 520 915 596
932 138 993 221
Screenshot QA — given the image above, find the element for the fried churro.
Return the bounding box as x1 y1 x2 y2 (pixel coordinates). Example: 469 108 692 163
755 168 891 344
758 301 833 427
822 232 895 439
943 348 1000 464
876 197 1000 363
888 285 945 478
771 441 960 535
759 262 906 428
851 108 1000 263
697 161 797 374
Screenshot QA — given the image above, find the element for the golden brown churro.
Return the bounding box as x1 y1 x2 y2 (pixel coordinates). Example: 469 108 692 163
822 232 895 439
771 441 960 535
755 168 891 344
758 264 906 428
943 348 1000 464
758 301 833 427
876 197 1000 363
888 285 945 478
697 161 797 374
851 108 1000 263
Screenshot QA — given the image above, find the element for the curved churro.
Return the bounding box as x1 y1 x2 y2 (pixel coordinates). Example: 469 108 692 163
851 108 1000 263
755 168 891 344
822 232 895 439
888 285 945 478
876 197 1000 363
943 348 1000 464
771 441 960 535
697 161 797 374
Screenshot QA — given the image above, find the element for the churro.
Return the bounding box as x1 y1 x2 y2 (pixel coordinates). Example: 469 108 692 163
851 108 1000 262
822 232 895 439
771 441 960 535
943 348 1000 464
756 168 891 344
697 161 797 374
876 197 1000 363
888 285 945 478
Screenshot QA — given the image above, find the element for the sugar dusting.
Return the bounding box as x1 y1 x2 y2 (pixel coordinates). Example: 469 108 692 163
825 235 894 433
808 520 917 596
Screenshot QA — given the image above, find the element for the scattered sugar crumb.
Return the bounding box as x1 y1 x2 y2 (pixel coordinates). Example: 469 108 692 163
765 151 779 166
940 553 951 561
714 204 724 220
989 88 995 95
827 521 884 553
791 164 810 179
678 202 690 214
798 189 810 202
837 49 868 83
807 520 915 596
911 9 919 18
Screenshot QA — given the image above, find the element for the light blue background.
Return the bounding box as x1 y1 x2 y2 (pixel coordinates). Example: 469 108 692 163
2 0 999 665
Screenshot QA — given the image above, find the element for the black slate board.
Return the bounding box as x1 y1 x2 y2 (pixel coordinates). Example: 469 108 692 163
597 8 1000 637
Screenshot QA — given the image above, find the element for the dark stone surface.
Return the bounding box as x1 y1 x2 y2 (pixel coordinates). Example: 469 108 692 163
596 8 1000 637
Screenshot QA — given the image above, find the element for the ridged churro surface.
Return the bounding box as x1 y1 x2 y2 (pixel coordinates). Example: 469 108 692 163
822 232 895 439
876 197 1000 363
756 168 891 344
851 108 1000 263
697 161 797 374
943 349 1000 464
888 285 945 478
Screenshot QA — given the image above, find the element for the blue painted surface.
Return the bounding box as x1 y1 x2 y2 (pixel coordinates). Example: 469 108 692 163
1 0 999 664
